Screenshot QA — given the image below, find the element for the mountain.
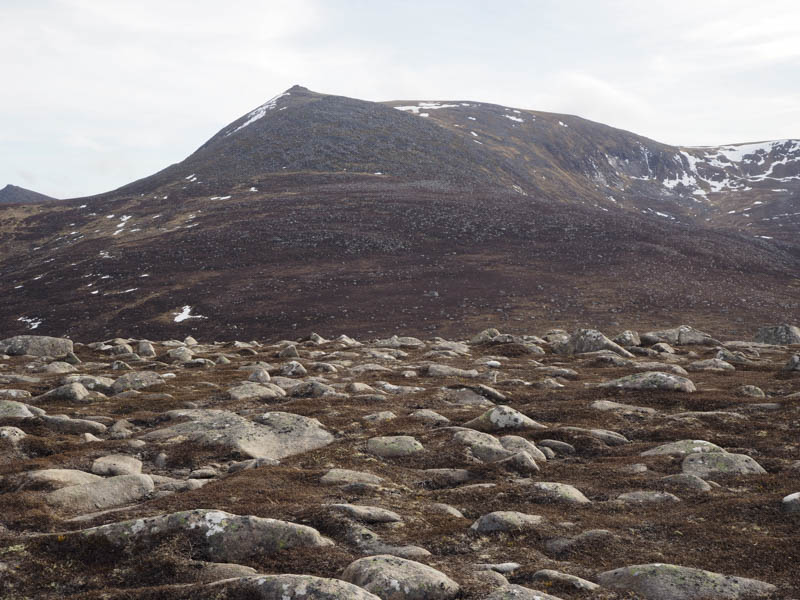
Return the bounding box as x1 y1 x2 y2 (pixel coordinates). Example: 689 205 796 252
0 86 798 340
0 184 57 204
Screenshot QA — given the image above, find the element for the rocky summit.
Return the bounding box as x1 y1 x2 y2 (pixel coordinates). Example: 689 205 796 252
0 327 798 599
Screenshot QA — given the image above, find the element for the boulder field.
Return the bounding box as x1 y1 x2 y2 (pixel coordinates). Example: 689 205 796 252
0 326 798 599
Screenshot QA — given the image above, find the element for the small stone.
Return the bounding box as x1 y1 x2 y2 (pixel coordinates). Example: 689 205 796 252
617 490 681 503
781 492 800 514
532 569 599 592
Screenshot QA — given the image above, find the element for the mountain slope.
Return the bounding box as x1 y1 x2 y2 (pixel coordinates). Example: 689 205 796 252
0 86 798 341
0 184 57 204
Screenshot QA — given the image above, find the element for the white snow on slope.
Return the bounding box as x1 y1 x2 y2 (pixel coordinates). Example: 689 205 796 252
174 306 207 323
18 316 42 330
226 92 291 136
394 102 460 114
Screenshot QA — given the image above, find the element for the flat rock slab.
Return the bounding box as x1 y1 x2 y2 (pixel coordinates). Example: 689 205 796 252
532 569 599 591
60 509 332 564
682 452 767 479
45 474 154 514
599 371 696 392
193 575 382 599
617 491 681 504
641 325 721 346
342 554 460 600
0 335 73 357
598 563 776 599
140 409 333 460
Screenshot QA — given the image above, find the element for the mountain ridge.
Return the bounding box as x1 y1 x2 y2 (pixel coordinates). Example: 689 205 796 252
0 86 797 340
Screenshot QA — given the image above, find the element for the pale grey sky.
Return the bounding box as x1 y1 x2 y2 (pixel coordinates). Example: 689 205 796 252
2 0 799 198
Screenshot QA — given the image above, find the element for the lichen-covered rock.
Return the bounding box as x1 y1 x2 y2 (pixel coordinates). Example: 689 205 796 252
0 400 34 418
194 575 382 599
483 585 566 599
329 504 402 523
111 371 165 394
641 325 721 346
754 324 800 345
463 405 546 432
598 371 696 393
342 554 460 600
525 481 591 504
45 474 154 514
427 364 479 378
24 468 104 490
554 328 634 358
598 563 776 599
452 429 515 462
140 409 333 460
682 452 767 479
642 440 725 457
613 330 641 347
617 491 681 504
470 511 545 533
687 358 735 372
91 454 143 476
367 435 424 458
228 381 285 401
0 335 73 357
321 468 383 486
782 355 800 372
62 510 332 563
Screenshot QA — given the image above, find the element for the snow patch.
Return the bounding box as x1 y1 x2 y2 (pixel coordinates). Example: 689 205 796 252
504 115 524 123
226 92 291 136
18 317 43 330
394 102 460 114
174 306 207 323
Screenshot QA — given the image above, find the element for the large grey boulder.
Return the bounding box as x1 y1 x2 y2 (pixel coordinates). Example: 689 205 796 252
0 400 35 418
39 382 91 403
754 324 800 345
367 435 424 458
525 481 591 504
0 335 73 357
111 371 165 394
641 325 720 346
24 468 104 490
193 575 382 599
782 355 800 372
483 585 566 600
45 474 154 514
463 405 546 432
452 429 515 462
140 409 333 460
342 554 460 600
555 329 634 358
470 511 545 533
598 371 696 393
228 381 285 402
61 509 332 563
682 452 767 479
598 563 776 599
91 454 142 476
642 440 725 457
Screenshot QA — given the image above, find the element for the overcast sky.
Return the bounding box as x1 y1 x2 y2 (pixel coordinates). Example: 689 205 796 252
2 0 799 199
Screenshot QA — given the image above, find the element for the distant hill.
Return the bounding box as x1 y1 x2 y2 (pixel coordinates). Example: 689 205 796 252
0 184 57 204
0 86 798 341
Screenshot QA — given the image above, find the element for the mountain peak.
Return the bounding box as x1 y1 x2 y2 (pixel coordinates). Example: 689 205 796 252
0 184 57 204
